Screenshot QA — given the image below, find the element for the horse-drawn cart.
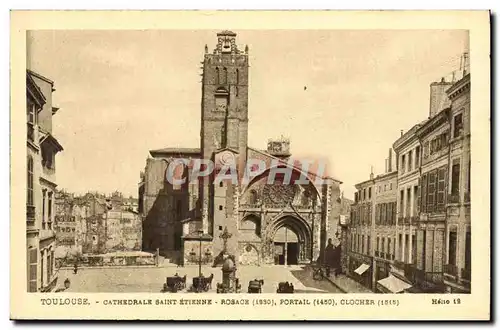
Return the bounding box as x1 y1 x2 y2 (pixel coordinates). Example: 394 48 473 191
248 279 264 293
192 274 214 293
276 281 294 293
163 274 187 293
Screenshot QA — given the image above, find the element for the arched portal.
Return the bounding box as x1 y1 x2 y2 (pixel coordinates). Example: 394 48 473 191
269 215 312 265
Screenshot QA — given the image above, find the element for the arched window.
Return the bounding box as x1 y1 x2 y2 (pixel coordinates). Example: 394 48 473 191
27 156 34 206
222 67 228 84
215 67 219 85
248 190 258 205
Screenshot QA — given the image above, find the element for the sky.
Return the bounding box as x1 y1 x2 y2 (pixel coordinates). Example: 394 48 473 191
27 29 468 199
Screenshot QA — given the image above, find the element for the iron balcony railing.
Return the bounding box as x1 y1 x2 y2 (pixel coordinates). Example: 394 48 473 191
27 205 35 223
394 260 405 269
404 263 417 282
461 268 471 281
464 192 470 203
448 194 460 204
444 264 458 277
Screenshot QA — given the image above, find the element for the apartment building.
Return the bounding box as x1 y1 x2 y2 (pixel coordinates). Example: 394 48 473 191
389 55 471 293
26 70 63 292
443 72 471 293
348 174 374 289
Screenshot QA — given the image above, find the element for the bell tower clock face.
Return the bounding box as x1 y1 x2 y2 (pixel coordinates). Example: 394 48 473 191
215 97 227 112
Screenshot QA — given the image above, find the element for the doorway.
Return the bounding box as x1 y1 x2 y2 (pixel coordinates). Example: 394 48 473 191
286 243 298 265
273 226 299 265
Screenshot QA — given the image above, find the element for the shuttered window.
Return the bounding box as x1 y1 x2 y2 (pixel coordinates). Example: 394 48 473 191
421 174 428 213
451 160 461 196
427 170 437 213
386 203 392 225
368 203 372 225
415 185 420 215
437 165 447 211
28 248 37 292
27 156 34 206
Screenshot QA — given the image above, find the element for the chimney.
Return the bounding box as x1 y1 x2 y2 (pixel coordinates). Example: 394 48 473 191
388 148 393 172
429 77 453 118
385 159 388 173
400 130 404 137
369 166 374 180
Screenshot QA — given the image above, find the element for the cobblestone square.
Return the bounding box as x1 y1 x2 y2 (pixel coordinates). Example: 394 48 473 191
57 265 344 294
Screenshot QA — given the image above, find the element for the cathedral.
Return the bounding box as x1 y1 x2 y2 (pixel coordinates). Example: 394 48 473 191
139 31 344 266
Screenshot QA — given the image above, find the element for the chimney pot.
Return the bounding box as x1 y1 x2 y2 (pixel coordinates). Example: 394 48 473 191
388 148 393 172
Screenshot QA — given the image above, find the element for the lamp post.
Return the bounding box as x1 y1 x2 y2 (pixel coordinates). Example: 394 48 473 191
197 229 203 278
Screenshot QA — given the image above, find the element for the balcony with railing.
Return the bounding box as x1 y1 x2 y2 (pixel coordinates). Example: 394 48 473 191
27 205 35 226
394 260 404 269
461 268 471 282
464 192 470 203
404 263 417 282
448 194 460 204
444 264 458 279
413 269 445 292
397 216 403 225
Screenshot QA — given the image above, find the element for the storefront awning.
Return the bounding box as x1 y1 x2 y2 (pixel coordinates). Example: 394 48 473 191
377 275 412 293
354 263 370 275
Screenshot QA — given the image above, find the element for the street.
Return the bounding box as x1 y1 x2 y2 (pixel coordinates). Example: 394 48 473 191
57 265 344 293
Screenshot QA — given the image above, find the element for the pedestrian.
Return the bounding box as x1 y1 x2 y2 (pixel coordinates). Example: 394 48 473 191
73 263 78 275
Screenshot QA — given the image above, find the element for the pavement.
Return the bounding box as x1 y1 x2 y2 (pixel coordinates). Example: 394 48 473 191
325 274 373 293
56 264 345 293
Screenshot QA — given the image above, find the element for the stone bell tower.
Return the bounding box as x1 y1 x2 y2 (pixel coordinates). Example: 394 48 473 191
199 31 250 234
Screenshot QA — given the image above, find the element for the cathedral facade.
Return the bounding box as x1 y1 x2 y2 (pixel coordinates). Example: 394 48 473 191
140 31 344 266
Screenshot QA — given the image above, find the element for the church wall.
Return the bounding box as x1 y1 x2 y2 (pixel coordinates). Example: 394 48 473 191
238 242 261 265
142 158 190 258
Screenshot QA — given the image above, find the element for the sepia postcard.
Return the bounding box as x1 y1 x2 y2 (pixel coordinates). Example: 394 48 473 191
10 10 490 321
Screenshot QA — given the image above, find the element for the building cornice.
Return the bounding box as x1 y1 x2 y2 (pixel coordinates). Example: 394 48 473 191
374 170 398 182
27 69 54 85
39 176 58 188
446 74 470 101
354 179 374 189
393 121 427 151
416 108 450 139
26 73 46 107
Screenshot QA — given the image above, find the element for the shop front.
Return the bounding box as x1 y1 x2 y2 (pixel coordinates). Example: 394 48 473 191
348 252 373 290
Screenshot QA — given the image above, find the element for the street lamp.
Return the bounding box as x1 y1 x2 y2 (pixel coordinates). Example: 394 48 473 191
197 229 204 278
